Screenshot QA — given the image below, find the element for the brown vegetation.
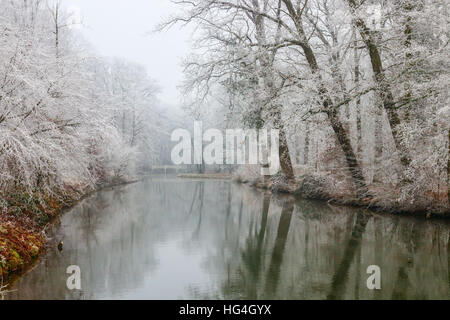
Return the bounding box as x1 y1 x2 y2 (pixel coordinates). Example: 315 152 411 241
0 187 84 282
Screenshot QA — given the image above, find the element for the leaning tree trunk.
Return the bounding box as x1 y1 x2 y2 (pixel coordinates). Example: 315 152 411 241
346 0 411 168
374 106 384 182
278 121 295 180
327 105 370 200
281 0 370 199
353 30 362 155
253 0 295 180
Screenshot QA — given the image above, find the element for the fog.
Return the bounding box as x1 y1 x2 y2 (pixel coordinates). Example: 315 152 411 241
65 0 193 107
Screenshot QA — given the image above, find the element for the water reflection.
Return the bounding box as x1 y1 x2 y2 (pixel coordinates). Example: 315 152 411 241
5 177 450 300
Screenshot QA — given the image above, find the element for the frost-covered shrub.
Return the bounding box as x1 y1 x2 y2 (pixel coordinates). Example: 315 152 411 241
295 174 330 200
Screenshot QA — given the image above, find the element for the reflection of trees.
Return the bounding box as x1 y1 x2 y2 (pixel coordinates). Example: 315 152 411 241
391 266 410 300
193 186 449 300
240 193 271 298
192 182 205 240
224 183 232 241
294 198 330 221
187 183 200 217
264 200 294 297
327 211 371 299
7 179 450 300
217 195 296 299
391 217 426 299
242 193 270 276
7 182 166 299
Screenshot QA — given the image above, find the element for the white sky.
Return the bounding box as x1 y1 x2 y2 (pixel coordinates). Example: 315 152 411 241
64 0 192 107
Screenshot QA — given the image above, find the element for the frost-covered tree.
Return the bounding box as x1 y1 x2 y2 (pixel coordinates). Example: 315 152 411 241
166 0 449 213
0 0 163 215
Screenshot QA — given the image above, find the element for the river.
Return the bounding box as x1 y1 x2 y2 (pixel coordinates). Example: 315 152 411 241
4 177 450 299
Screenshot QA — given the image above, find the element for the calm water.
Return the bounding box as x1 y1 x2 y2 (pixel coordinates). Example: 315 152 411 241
5 177 450 299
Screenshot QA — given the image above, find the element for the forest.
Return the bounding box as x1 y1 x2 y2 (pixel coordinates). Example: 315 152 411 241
164 0 449 215
0 0 168 279
0 0 167 212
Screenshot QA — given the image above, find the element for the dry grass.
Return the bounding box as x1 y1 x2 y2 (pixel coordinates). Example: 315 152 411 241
0 219 45 281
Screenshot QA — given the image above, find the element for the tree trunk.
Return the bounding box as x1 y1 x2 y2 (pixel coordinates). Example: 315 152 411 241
403 0 414 122
447 128 449 207
279 124 295 179
328 108 370 199
374 106 383 182
356 97 362 155
295 135 301 165
353 32 362 155
304 122 310 166
346 0 411 168
253 0 295 179
282 0 370 198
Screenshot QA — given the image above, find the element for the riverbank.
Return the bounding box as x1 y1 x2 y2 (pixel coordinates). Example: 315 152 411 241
172 171 448 218
0 179 138 285
232 172 449 219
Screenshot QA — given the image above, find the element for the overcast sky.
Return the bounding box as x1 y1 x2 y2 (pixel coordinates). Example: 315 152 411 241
64 0 192 107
